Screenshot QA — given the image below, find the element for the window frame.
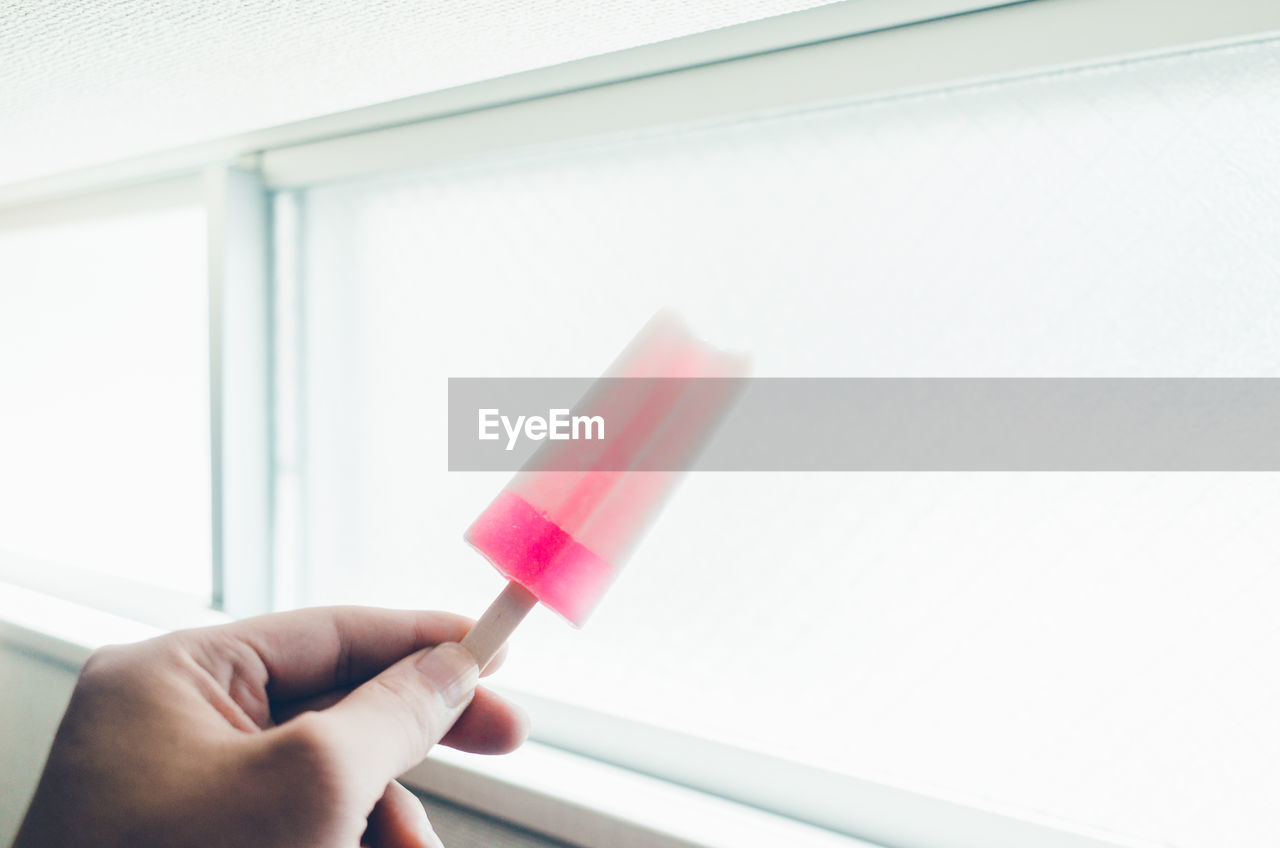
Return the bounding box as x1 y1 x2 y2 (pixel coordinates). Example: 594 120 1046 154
3 0 1280 845
255 0 1280 191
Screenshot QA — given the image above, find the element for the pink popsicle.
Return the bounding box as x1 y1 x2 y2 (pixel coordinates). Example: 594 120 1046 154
459 311 748 664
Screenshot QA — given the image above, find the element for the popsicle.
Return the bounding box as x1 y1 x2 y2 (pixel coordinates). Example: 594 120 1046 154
459 310 748 667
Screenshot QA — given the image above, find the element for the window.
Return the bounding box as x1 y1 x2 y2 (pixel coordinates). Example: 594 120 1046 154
0 193 211 602
4 3 1280 846
284 34 1280 848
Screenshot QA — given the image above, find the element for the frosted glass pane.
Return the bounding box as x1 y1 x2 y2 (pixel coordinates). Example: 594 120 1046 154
297 38 1280 846
0 208 211 599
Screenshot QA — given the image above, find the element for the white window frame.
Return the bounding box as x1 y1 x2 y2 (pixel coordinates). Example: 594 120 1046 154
3 0 1280 845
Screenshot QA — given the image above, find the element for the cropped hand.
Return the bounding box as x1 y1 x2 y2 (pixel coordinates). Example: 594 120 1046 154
13 607 527 848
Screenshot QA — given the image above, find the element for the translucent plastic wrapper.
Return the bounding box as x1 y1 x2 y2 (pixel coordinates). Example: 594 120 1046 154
465 311 749 625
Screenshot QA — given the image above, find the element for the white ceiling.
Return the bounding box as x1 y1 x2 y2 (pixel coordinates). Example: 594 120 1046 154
0 1 834 187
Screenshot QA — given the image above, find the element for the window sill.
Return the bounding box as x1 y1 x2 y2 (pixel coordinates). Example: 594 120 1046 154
0 581 869 848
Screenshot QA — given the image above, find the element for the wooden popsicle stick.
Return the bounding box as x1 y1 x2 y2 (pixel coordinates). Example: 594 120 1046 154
460 580 539 671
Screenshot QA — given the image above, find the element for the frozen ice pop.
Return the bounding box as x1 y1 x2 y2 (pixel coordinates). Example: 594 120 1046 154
459 310 748 667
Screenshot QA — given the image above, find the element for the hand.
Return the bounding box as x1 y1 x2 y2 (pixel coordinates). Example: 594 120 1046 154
13 607 528 848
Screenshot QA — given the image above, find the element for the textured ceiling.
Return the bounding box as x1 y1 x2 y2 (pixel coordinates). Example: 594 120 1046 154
0 1 835 187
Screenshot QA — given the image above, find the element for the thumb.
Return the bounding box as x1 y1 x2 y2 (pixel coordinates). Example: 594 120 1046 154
322 642 480 785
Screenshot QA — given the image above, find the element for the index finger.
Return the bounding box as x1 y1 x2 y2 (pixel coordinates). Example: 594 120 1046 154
216 606 492 700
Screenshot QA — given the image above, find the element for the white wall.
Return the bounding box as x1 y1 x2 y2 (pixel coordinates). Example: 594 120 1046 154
0 644 76 846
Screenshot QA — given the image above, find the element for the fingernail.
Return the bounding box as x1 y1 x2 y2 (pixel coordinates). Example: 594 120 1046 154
415 643 479 709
